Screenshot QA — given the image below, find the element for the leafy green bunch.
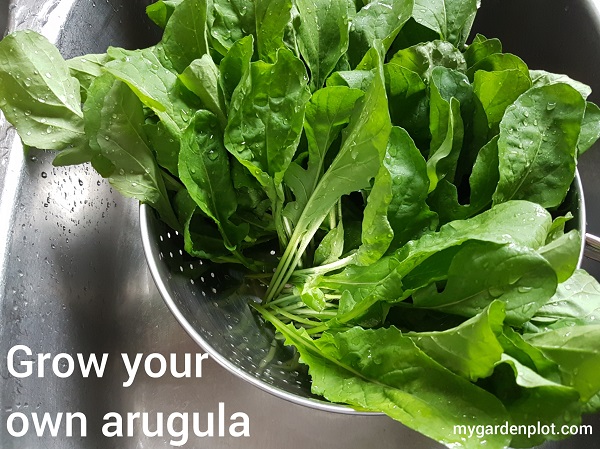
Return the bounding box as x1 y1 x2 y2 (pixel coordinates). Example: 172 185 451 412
2 0 600 447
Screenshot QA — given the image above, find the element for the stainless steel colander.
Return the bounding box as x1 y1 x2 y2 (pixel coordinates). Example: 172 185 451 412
139 172 600 413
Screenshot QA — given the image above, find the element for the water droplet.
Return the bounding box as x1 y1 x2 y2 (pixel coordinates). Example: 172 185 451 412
207 149 218 161
547 102 556 111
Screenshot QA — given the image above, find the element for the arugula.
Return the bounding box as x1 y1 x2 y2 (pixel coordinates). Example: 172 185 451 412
2 0 600 447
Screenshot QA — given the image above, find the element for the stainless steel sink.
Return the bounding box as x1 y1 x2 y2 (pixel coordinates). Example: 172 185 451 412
0 1 599 448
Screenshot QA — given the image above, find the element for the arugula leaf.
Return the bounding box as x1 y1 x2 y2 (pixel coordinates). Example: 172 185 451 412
578 101 600 156
292 86 364 220
529 270 600 331
525 325 600 402
473 68 531 132
426 67 469 192
466 52 529 81
0 31 89 163
175 189 233 260
347 0 413 68
412 0 479 47
295 0 349 91
485 355 582 448
224 47 310 196
357 126 436 265
146 0 183 28
67 53 110 102
219 35 254 108
208 0 256 56
160 0 209 73
498 326 560 379
388 40 466 82
427 134 499 224
530 69 592 99
104 47 199 138
255 0 293 62
84 74 179 231
411 241 557 326
537 229 580 283
492 84 586 209
266 45 391 301
179 54 227 127
464 34 502 68
143 121 180 176
258 310 511 449
179 110 249 255
408 300 506 381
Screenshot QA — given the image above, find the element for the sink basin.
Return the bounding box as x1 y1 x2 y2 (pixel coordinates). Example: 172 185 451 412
0 0 599 448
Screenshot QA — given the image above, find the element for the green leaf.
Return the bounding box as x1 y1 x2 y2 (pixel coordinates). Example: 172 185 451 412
388 40 466 82
175 189 232 259
426 67 467 192
179 110 248 251
412 241 558 326
530 69 592 99
347 0 413 68
498 326 560 379
428 134 499 224
146 0 183 28
84 74 179 231
492 84 586 209
314 220 345 266
0 31 88 157
143 121 180 177
473 69 531 132
578 101 600 156
530 269 600 331
265 45 391 300
295 0 349 91
464 34 502 68
537 229 580 283
466 53 529 81
207 0 256 56
303 85 365 197
104 47 199 138
224 48 310 191
67 53 110 102
485 355 582 448
412 0 479 47
160 0 209 73
326 70 373 90
408 300 506 381
383 63 429 149
219 35 254 108
258 312 511 449
525 325 600 402
283 85 364 233
357 126 436 265
179 54 227 127
255 0 293 62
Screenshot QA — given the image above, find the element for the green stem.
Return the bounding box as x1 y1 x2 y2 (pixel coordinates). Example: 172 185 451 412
292 252 356 276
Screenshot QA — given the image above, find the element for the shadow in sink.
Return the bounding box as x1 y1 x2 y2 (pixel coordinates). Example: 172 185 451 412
57 0 161 58
0 0 8 37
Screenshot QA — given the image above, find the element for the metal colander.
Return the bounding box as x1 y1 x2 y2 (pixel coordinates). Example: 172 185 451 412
139 173 600 414
139 203 368 414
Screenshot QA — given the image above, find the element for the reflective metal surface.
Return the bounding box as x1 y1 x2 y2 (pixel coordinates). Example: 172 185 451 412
0 0 599 448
